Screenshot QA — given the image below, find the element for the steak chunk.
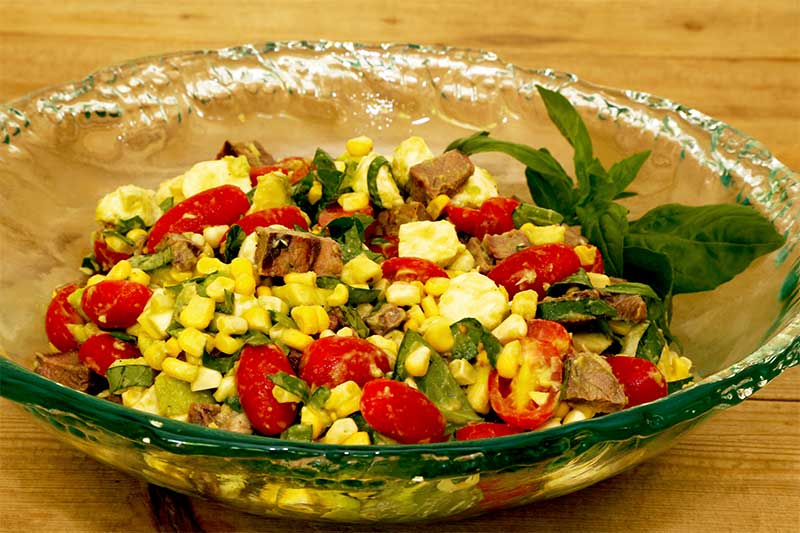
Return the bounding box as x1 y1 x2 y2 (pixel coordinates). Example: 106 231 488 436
216 140 275 168
160 233 204 272
485 229 531 260
466 237 493 274
366 303 406 335
34 351 90 392
563 352 628 413
601 293 648 323
408 150 474 202
254 227 343 277
188 403 252 434
374 201 430 237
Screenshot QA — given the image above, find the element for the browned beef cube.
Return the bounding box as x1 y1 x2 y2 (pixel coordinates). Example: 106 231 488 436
408 150 474 203
484 229 531 260
188 403 252 434
160 233 204 272
254 228 343 277
564 352 628 413
601 293 648 323
466 237 494 274
216 140 275 168
366 304 406 335
373 201 431 237
34 351 90 392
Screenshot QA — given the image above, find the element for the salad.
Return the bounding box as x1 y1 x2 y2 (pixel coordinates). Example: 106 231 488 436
35 87 783 445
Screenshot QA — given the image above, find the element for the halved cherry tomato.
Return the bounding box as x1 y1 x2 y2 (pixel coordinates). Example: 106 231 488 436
488 243 581 298
78 333 140 376
45 284 85 352
317 203 375 228
250 157 312 186
525 319 572 358
146 184 250 252
299 336 391 388
360 378 446 444
81 280 152 329
444 197 521 239
488 337 563 430
221 206 309 248
455 422 523 441
606 356 667 407
368 236 399 258
93 238 131 271
236 344 298 436
380 257 448 284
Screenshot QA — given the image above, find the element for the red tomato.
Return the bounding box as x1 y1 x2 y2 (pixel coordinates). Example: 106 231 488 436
44 284 85 352
93 238 131 271
488 337 563 430
81 280 152 329
300 336 391 388
78 333 140 376
380 257 448 283
360 378 446 444
445 197 521 238
317 204 374 228
606 356 668 407
250 156 311 186
526 319 572 358
221 206 309 247
368 236 399 258
146 184 250 252
237 345 299 436
580 244 604 273
455 422 523 441
488 243 581 298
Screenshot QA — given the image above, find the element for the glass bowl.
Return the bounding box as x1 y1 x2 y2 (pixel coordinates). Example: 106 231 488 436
1 41 798 523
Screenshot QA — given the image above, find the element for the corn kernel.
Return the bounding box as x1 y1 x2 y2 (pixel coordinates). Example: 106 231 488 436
319 329 335 338
307 180 323 205
107 260 132 280
324 381 363 418
492 314 528 344
342 431 371 445
164 337 182 356
511 290 539 321
322 417 359 444
300 406 332 439
404 345 431 377
426 194 451 219
162 357 199 383
337 191 370 212
340 254 383 286
170 268 194 282
563 405 595 425
272 386 302 404
423 318 454 353
537 418 562 431
216 315 249 335
586 272 610 289
326 283 349 307
404 377 419 389
284 272 317 286
128 268 151 286
191 366 223 392
496 340 522 379
213 375 237 402
256 285 273 298
407 304 425 324
234 273 256 296
242 306 271 333
202 225 229 249
420 295 439 318
142 340 168 371
466 365 491 414
282 328 314 351
291 305 330 335
206 276 236 301
449 359 477 385
555 402 570 419
404 318 420 332
229 257 253 277
367 335 398 359
520 223 566 245
336 327 355 337
573 244 598 267
345 135 373 157
424 277 450 297
196 256 225 275
121 387 146 408
87 274 106 286
105 234 132 253
215 333 244 355
179 295 215 329
126 228 148 243
177 327 208 358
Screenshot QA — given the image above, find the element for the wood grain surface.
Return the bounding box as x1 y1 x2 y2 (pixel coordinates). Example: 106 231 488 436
1 1 798 531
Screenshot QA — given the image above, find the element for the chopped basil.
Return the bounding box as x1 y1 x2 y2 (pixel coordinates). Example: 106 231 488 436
537 298 618 322
512 202 564 227
267 371 310 403
222 224 245 263
449 318 502 366
106 363 154 394
281 423 313 442
339 305 369 338
128 248 173 271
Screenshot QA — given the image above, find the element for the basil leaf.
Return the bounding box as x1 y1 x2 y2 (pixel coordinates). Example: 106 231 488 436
324 213 374 241
626 203 784 293
115 215 147 234
317 277 380 305
667 376 694 394
80 255 101 274
366 155 390 209
128 248 173 271
223 224 245 263
225 394 243 412
313 147 345 208
622 246 674 300
339 305 370 338
546 268 594 296
101 229 134 247
512 202 564 227
269 310 297 330
241 331 272 346
289 168 315 217
267 371 310 402
524 166 578 223
159 197 174 213
449 318 502 366
215 290 235 315
635 322 665 363
537 299 618 322
107 331 137 343
308 386 331 410
577 202 629 277
339 224 382 264
603 150 651 202
106 363 154 394
202 350 239 374
603 282 661 300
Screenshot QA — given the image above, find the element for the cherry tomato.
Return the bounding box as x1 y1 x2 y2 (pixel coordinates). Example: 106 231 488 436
606 356 667 407
45 284 85 352
380 257 448 284
221 206 309 247
368 236 399 258
360 378 446 444
81 280 152 329
78 333 140 376
236 344 299 436
455 422 523 441
526 319 572 358
488 243 581 298
488 337 563 430
250 156 312 186
445 197 521 238
93 238 131 271
300 336 391 388
317 203 375 228
146 184 250 252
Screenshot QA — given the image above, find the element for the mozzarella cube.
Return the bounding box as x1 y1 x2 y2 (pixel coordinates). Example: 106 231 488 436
449 166 499 208
95 185 162 226
438 272 510 330
398 220 461 266
351 153 404 208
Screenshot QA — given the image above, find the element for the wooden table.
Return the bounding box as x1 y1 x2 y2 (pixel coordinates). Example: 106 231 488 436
1 1 798 531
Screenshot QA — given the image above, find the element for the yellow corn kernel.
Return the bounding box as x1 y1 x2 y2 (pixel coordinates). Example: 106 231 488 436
216 314 248 335
177 327 208 359
213 374 237 402
587 272 610 289
284 272 317 286
511 290 539 321
230 257 254 277
319 329 335 338
126 228 148 243
179 295 215 329
423 318 454 353
272 386 302 404
282 328 314 351
106 259 132 281
563 405 595 425
573 244 598 268
326 283 349 307
338 191 370 212
340 254 383 286
324 381 363 418
164 337 182 356
536 418 562 431
300 405 332 439
87 274 106 286
420 295 439 318
307 180 323 205
423 276 450 297
466 365 491 414
105 234 132 253
449 359 477 386
367 334 398 359
196 256 225 275
407 304 425 324
336 327 355 337
215 333 244 355
404 345 431 377
162 357 199 383
321 417 359 444
520 223 566 245
256 284 273 298
342 431 371 445
170 268 194 282
242 306 271 333
426 194 451 219
141 340 168 371
385 281 422 306
555 401 570 419
202 225 229 249
291 305 329 335
492 314 528 344
121 387 146 408
404 318 421 332
234 273 256 296
496 340 522 379
345 135 373 157
206 276 236 301
128 268 151 286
